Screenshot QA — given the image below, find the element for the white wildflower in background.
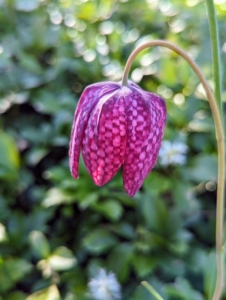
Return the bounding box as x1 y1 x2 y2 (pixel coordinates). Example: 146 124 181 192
159 140 188 166
88 268 121 300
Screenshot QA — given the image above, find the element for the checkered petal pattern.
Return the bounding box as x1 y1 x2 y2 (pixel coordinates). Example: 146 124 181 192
69 82 119 179
69 81 166 196
122 84 166 196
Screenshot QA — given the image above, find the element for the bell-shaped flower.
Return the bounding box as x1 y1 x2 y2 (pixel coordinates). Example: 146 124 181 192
69 81 166 196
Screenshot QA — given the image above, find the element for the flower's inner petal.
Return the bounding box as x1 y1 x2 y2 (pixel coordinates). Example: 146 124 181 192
82 91 126 186
69 82 119 179
122 86 166 196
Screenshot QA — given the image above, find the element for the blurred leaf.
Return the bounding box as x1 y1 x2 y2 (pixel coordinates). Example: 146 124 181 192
18 70 43 89
26 148 48 166
42 188 74 207
141 195 167 232
29 231 50 259
46 165 72 183
92 200 123 221
0 258 32 293
79 192 99 210
143 172 171 195
6 291 27 300
83 229 118 254
110 222 135 239
0 132 20 180
165 277 203 300
203 251 217 300
188 119 214 132
32 91 62 115
132 254 157 278
26 285 61 300
48 246 76 271
19 53 43 74
188 155 218 182
108 243 133 282
0 223 8 242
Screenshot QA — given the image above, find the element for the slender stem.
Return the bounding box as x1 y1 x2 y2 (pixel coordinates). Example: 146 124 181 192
205 4 225 297
122 40 225 300
141 281 164 300
206 0 223 119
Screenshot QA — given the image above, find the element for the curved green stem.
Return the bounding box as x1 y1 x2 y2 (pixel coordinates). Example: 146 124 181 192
206 0 223 119
141 281 164 300
122 40 225 300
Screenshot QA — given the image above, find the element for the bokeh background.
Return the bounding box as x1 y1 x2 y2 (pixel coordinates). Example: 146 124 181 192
1 0 226 299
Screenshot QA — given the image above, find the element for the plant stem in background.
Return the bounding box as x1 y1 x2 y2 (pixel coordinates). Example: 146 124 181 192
141 281 164 300
122 40 225 300
206 2 224 298
206 0 223 120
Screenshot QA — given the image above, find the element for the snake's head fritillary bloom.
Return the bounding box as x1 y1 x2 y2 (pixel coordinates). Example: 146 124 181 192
69 81 166 196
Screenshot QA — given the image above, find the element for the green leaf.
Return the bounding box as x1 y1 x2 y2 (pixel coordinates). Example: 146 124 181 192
140 194 168 232
0 258 32 293
132 254 157 278
188 155 218 182
83 229 118 255
26 148 48 166
29 231 50 259
0 132 20 180
79 192 99 210
92 200 123 221
110 222 135 239
165 277 203 300
203 251 217 300
108 243 133 282
48 246 77 271
0 223 7 242
32 91 62 115
26 285 61 300
42 188 74 207
19 53 43 74
6 291 27 300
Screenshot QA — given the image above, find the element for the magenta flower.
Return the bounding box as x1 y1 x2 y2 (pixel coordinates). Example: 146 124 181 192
69 81 166 196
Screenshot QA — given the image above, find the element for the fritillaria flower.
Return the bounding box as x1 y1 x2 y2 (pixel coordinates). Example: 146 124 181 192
69 81 166 196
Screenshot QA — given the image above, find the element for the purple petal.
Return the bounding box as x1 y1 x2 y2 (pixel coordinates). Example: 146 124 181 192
82 89 126 186
69 82 119 179
122 84 166 196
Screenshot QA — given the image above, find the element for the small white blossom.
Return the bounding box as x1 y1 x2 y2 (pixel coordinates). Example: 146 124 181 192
159 140 188 166
88 268 121 300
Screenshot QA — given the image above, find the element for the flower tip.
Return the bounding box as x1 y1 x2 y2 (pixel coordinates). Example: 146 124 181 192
70 165 79 180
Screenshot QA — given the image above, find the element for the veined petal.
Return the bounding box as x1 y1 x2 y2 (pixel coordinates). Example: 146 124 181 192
82 89 126 186
122 84 166 196
69 82 119 179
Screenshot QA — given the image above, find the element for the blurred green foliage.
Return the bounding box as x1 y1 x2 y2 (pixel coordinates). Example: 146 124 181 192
0 0 226 299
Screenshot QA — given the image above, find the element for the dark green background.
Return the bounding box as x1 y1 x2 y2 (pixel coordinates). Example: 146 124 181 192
0 0 226 299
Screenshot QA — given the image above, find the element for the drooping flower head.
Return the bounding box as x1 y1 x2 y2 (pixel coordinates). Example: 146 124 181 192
69 81 166 196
